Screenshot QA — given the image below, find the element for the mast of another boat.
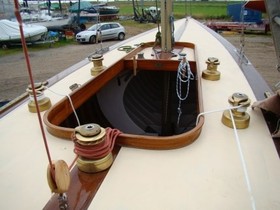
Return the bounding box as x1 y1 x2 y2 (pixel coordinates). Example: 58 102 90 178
264 0 280 78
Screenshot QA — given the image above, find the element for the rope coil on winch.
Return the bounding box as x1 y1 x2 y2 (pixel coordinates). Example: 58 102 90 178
176 56 194 125
72 126 121 160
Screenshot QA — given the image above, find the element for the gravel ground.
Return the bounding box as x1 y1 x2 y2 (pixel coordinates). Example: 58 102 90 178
0 29 279 102
222 33 279 92
0 41 119 101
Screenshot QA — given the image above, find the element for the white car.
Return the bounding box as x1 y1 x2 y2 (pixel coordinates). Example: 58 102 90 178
76 22 125 44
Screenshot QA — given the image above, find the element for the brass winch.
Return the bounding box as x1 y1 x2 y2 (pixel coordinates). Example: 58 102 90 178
27 82 51 113
89 54 106 76
222 92 251 129
202 57 221 81
73 124 113 173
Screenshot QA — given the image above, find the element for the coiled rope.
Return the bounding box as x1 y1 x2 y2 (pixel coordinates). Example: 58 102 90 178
73 128 121 160
176 56 194 125
118 45 134 53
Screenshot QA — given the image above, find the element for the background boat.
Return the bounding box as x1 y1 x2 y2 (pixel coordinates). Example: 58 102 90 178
0 19 47 44
69 2 119 15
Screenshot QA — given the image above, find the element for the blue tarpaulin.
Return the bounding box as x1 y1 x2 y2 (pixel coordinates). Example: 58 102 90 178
227 3 262 23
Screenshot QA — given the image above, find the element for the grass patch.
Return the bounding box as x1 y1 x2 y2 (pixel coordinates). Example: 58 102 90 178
112 1 232 19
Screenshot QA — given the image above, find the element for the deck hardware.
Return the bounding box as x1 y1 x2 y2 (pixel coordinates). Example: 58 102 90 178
137 52 144 59
222 92 251 129
117 45 134 53
178 53 186 60
72 124 113 173
89 54 106 76
58 193 69 210
69 83 81 91
47 161 70 209
202 57 221 80
47 160 70 194
76 153 113 174
26 82 51 113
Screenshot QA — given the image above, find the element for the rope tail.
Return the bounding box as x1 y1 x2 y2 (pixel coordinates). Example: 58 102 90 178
176 56 194 125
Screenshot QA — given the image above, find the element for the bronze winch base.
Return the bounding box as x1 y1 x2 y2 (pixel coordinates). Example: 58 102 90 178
73 124 113 173
76 153 113 173
28 97 52 113
222 111 250 129
202 57 221 81
27 83 51 113
221 92 251 129
90 54 106 76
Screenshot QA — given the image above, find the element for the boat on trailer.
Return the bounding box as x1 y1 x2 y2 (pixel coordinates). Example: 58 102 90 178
0 0 279 209
0 19 48 46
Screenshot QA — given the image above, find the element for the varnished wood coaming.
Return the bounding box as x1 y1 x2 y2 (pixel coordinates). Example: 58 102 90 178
44 42 204 150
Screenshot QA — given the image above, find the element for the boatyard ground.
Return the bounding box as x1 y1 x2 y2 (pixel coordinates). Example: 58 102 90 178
0 25 279 102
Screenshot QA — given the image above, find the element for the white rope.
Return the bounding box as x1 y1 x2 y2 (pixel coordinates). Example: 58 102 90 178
45 87 81 126
176 57 194 125
196 105 242 125
196 105 256 210
176 57 194 100
229 109 256 210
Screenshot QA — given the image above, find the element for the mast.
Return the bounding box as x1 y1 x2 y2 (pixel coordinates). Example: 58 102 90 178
264 0 280 72
159 0 175 135
160 0 173 52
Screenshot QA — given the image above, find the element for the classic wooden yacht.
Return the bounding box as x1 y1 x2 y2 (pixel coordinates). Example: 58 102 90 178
0 0 279 209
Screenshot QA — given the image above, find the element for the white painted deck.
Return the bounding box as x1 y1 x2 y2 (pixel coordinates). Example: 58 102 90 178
0 18 279 210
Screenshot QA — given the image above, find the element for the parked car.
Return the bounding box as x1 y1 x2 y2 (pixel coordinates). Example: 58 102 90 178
76 22 125 44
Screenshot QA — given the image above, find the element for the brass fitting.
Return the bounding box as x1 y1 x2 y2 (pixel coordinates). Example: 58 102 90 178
27 82 51 113
222 93 251 129
89 54 106 76
76 153 113 173
202 57 221 81
74 123 106 145
73 124 113 173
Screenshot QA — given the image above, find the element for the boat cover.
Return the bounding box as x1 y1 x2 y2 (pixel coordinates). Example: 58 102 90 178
0 19 47 42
